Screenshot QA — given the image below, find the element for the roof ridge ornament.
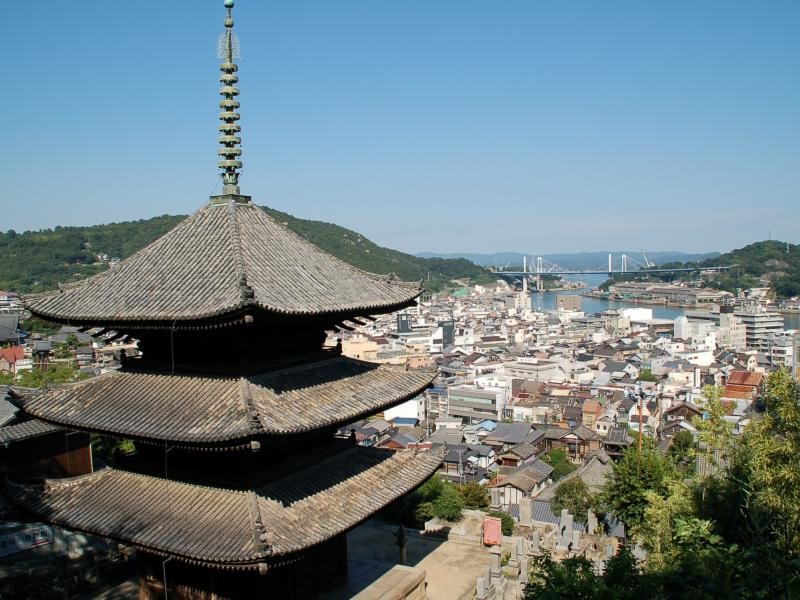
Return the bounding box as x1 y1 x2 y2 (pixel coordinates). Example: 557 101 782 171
213 0 250 204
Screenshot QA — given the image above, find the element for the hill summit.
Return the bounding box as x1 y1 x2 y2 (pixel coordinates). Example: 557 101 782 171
0 207 493 295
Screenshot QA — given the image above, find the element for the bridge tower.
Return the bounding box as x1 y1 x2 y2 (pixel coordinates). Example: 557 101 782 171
535 256 544 291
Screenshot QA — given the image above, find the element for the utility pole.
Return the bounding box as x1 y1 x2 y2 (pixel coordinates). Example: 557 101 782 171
638 389 644 475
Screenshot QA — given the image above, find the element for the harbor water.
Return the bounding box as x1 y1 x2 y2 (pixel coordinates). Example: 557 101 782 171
532 287 799 331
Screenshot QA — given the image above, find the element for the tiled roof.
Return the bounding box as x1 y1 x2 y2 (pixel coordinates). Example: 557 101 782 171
5 446 443 568
24 202 421 325
495 463 550 492
11 357 435 445
505 442 537 460
0 395 19 427
537 455 613 501
484 422 531 445
0 419 60 445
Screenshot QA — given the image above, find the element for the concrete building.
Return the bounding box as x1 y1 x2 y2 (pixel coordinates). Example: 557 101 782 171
718 307 747 350
447 385 509 423
734 307 784 350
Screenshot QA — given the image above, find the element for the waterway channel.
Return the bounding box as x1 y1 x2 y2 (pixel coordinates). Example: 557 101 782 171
531 288 799 331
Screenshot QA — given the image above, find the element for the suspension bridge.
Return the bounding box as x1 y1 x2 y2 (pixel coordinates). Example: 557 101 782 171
491 254 732 290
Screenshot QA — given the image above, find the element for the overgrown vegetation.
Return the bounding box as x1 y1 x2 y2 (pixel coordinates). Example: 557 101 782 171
488 510 515 536
526 372 800 599
552 479 596 524
0 206 495 294
539 448 579 481
458 480 490 510
0 361 88 387
637 369 658 382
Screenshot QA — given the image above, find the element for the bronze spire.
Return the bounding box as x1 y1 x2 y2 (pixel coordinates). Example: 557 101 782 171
217 0 244 197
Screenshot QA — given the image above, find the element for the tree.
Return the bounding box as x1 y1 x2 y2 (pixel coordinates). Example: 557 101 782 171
552 478 595 524
668 429 695 457
730 370 800 599
634 478 693 568
20 317 60 336
637 369 658 382
692 385 734 478
14 361 87 387
432 480 464 522
540 448 578 481
668 429 696 473
602 441 678 531
458 481 489 509
525 552 600 600
53 343 74 359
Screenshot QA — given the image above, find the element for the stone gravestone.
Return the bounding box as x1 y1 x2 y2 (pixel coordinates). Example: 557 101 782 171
489 487 501 510
556 509 573 551
571 529 582 553
519 553 529 582
490 545 502 578
518 497 533 526
476 575 488 600
587 509 598 534
529 530 541 556
508 539 519 570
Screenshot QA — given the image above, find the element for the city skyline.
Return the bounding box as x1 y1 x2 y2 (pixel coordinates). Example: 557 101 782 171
3 0 798 254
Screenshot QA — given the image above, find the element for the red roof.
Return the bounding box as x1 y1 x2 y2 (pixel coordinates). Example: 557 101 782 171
0 346 24 364
723 384 756 400
727 371 764 387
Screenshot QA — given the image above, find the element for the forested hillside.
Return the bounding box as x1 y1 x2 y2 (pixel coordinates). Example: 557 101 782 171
700 240 800 297
600 241 800 298
0 207 493 294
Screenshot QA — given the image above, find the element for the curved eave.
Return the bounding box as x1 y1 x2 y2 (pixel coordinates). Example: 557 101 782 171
4 447 444 569
10 362 436 448
23 291 421 331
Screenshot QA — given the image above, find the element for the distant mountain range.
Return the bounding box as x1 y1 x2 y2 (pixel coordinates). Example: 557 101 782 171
4 210 795 300
415 251 722 269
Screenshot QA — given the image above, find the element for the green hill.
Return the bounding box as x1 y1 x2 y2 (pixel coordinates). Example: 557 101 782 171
0 206 493 295
700 240 800 298
600 240 800 298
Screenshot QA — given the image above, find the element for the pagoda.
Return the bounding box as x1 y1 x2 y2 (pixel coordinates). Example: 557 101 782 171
5 2 442 597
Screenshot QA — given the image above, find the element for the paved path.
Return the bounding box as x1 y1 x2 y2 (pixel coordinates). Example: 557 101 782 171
324 521 492 600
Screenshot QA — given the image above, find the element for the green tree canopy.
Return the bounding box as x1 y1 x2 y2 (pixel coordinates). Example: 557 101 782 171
552 478 596 524
457 481 489 510
602 440 679 531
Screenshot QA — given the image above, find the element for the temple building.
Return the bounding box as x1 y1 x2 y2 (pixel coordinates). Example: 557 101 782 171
4 2 441 597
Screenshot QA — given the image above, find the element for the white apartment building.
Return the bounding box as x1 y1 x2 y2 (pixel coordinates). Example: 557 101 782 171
734 307 784 350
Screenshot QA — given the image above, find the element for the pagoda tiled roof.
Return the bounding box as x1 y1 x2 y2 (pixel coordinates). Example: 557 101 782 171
0 419 60 445
24 201 421 325
4 445 443 568
10 357 435 446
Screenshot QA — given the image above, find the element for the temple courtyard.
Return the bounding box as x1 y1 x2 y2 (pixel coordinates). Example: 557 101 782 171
323 520 493 600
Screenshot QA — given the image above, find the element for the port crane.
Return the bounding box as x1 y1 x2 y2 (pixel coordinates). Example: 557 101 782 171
640 249 655 268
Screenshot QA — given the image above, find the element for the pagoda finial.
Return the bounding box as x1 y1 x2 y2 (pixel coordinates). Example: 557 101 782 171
217 0 244 196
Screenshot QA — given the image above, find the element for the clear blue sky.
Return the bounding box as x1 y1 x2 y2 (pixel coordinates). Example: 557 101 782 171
3 1 798 255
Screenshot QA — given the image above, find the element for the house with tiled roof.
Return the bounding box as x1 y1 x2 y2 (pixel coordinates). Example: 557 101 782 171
490 460 555 510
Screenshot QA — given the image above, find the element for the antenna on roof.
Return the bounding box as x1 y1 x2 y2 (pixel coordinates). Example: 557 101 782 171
217 0 245 197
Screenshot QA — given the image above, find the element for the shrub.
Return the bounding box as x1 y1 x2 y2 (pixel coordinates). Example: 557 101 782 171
488 510 515 536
